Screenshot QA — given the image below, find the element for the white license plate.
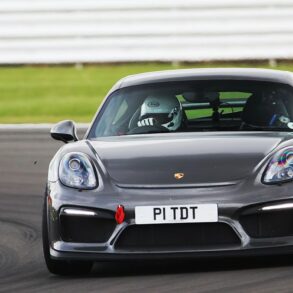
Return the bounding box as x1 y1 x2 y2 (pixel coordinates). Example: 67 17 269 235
135 204 218 225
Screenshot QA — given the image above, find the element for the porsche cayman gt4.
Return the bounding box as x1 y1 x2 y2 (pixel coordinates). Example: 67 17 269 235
43 68 293 275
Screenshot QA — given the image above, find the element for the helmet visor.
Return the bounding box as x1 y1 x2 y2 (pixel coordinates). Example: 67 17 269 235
141 113 172 125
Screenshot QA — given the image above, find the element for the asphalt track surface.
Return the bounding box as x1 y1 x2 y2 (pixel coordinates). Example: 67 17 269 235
2 128 293 293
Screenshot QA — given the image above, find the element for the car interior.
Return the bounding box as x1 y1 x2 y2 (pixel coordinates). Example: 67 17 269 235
90 80 293 137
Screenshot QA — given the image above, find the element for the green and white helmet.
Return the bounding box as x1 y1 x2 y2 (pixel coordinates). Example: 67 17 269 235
139 95 183 131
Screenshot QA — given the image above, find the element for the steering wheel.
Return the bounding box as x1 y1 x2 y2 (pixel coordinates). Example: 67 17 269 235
127 125 169 135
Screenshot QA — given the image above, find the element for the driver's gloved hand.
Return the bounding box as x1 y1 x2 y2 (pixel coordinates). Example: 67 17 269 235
137 118 157 127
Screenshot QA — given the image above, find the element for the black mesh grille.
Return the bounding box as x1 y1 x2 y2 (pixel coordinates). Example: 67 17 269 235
240 210 293 238
115 223 240 251
60 215 116 243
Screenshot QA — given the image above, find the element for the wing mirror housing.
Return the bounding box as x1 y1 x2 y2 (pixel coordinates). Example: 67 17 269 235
50 120 78 143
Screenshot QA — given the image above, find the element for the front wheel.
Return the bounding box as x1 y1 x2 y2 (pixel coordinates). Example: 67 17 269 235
42 192 93 275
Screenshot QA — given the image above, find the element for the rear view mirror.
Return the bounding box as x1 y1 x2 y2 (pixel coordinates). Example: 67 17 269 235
182 92 219 103
50 120 78 143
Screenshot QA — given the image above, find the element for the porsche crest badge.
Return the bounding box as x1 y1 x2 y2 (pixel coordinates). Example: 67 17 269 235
174 173 184 180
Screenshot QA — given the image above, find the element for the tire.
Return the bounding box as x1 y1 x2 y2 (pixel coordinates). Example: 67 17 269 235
42 191 93 275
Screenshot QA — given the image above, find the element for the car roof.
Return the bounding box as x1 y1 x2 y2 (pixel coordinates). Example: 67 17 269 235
110 68 293 93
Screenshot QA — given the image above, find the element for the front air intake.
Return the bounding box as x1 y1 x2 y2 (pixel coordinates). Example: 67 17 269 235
115 222 240 251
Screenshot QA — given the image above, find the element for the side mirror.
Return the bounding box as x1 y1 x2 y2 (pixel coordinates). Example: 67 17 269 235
50 120 78 143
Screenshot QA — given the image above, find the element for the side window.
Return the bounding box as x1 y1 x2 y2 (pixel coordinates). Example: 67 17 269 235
112 99 128 125
185 109 213 120
183 92 250 120
219 92 250 115
220 92 251 99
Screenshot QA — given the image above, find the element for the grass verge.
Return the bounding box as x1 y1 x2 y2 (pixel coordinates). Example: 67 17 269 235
0 62 293 123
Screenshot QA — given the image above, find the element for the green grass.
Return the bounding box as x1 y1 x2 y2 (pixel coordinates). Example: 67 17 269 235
0 62 293 123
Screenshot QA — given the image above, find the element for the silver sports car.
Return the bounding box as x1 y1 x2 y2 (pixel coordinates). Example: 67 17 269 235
43 68 293 275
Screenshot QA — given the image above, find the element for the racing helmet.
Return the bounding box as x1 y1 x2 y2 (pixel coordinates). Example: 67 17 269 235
139 94 182 131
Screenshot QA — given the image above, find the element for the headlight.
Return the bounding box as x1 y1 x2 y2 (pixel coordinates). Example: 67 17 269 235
263 147 293 184
59 152 97 189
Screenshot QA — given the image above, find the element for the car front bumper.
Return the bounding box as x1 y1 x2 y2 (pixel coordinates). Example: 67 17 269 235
47 180 293 261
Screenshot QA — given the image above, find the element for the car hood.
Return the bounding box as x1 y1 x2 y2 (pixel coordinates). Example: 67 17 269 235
89 132 288 187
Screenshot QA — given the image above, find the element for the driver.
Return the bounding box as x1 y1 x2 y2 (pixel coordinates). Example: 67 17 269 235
137 94 183 131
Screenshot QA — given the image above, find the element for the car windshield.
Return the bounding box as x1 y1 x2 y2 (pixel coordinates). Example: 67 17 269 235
88 80 293 138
